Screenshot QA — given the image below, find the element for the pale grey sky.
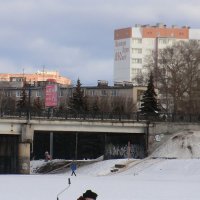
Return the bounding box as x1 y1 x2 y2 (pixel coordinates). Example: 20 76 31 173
0 0 200 85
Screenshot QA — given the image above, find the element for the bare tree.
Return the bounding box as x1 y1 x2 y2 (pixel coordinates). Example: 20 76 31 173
180 41 200 114
0 90 15 114
98 96 111 113
145 40 200 114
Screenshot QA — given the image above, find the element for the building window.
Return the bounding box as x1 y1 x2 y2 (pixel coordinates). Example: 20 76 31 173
137 90 145 101
67 90 73 97
101 90 107 96
16 91 22 97
146 49 153 54
27 90 31 97
132 38 142 44
5 91 12 97
132 58 142 64
158 38 170 45
59 89 64 97
132 68 142 74
10 77 24 82
90 90 95 96
36 90 42 97
132 48 142 54
111 90 117 96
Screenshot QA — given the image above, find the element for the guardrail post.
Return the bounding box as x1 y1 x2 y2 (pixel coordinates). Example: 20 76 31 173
136 112 139 122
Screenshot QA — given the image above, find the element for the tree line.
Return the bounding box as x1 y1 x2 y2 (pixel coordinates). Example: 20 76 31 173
0 79 137 116
1 40 199 117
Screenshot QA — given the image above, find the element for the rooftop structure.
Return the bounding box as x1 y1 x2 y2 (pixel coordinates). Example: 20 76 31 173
0 71 71 86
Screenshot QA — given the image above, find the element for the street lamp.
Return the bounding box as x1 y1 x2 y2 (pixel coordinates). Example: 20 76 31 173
25 80 32 122
155 33 160 88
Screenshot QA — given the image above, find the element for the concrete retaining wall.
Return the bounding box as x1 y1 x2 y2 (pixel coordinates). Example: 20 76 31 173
148 122 200 154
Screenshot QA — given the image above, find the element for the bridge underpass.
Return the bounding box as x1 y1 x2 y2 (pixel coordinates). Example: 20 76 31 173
0 118 148 174
33 131 146 160
0 135 19 174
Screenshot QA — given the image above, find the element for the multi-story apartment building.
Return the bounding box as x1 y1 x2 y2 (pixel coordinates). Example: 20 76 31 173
114 23 200 84
0 78 146 113
0 71 71 112
82 81 146 112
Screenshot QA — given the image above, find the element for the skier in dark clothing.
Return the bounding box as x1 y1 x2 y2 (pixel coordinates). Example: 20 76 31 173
70 161 77 176
77 190 98 200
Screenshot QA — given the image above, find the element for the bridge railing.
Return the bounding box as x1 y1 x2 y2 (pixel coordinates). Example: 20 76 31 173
1 110 200 123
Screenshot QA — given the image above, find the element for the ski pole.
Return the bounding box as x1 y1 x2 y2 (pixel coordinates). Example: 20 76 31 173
57 178 71 200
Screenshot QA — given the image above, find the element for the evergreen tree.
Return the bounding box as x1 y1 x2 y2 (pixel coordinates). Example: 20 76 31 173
17 85 28 111
70 78 85 112
33 97 43 112
2 97 16 113
83 95 89 112
140 73 159 116
92 98 99 113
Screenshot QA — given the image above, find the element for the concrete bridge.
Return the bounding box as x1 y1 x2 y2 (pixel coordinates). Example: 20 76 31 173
0 118 148 174
1 117 200 174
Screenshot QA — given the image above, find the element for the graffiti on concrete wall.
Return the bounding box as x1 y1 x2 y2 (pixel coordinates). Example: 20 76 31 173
105 143 145 159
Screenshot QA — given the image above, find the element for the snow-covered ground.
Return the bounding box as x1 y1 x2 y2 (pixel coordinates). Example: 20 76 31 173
1 129 200 200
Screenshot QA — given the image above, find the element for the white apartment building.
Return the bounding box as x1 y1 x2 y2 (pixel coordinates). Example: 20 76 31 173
114 23 200 85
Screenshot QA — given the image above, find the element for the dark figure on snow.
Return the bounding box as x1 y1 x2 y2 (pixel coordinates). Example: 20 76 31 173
70 161 77 176
44 151 51 162
77 190 98 200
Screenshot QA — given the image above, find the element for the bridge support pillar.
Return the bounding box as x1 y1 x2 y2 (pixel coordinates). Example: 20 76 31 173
17 124 33 174
18 143 30 174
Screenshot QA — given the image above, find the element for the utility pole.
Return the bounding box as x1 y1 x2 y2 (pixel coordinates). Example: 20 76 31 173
146 121 150 156
50 131 53 159
42 65 45 82
75 132 78 160
28 82 31 122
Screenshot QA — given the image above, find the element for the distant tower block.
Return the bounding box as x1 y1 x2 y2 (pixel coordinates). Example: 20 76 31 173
114 23 198 85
